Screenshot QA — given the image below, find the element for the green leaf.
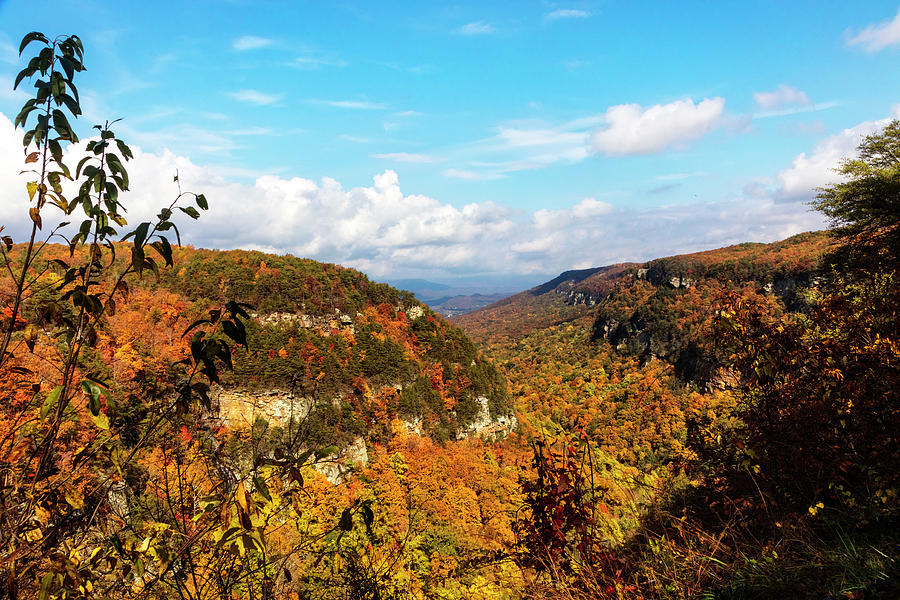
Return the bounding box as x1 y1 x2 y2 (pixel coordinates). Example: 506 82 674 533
133 221 150 248
179 206 200 219
47 172 62 195
14 103 36 128
19 32 48 56
50 71 64 99
253 476 272 502
14 68 30 91
42 385 63 420
221 319 247 347
51 109 77 142
59 92 80 116
151 237 173 267
196 193 208 210
38 572 52 600
115 139 133 160
81 379 102 415
75 156 92 179
131 246 144 277
58 55 76 81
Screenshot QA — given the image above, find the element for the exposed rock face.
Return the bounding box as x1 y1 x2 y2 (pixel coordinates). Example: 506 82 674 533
667 276 695 289
215 387 515 484
561 290 600 306
216 388 313 429
316 437 369 485
214 387 369 483
454 396 517 441
252 311 356 334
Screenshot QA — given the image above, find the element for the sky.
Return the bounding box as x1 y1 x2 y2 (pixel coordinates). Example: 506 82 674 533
1 1 899 288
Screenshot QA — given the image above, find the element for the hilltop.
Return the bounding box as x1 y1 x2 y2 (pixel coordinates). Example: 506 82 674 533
5 244 512 446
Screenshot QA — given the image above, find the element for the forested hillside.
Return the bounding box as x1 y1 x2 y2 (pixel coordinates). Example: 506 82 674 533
455 223 898 597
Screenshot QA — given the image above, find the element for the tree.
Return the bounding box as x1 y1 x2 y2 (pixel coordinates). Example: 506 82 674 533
0 32 264 599
707 119 900 518
813 120 900 271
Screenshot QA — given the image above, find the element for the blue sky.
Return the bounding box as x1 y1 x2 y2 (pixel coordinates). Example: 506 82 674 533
1 1 899 286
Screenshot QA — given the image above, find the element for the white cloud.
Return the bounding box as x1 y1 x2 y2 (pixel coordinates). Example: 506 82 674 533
232 36 274 51
775 116 893 201
0 74 29 104
373 152 441 164
0 38 17 65
846 8 900 52
442 168 504 181
496 127 587 151
224 127 273 136
572 197 613 218
227 89 283 105
338 134 371 144
545 9 591 20
753 101 839 119
290 56 347 69
459 22 495 35
442 118 596 179
313 99 387 110
754 84 810 109
0 112 831 280
591 97 726 156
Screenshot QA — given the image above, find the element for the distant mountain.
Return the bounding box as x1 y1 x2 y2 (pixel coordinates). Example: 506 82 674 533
384 278 452 300
383 277 532 317
427 293 510 317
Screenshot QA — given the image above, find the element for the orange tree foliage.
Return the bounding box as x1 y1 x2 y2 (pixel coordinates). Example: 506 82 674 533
708 270 900 519
479 315 697 469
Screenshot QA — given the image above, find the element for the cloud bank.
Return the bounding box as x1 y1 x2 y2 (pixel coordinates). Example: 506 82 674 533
0 113 835 281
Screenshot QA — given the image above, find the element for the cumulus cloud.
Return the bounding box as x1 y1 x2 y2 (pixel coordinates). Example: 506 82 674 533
232 36 274 51
754 84 811 109
774 117 893 201
458 22 495 35
0 112 828 281
846 8 900 52
572 197 613 218
545 9 591 20
591 97 725 156
227 89 283 105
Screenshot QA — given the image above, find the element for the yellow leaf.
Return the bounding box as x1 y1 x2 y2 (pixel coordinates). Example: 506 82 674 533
35 505 51 524
91 411 110 430
29 207 42 229
64 488 85 510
